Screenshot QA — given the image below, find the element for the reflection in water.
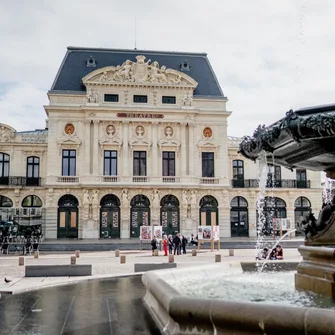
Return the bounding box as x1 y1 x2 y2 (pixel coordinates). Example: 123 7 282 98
0 276 160 335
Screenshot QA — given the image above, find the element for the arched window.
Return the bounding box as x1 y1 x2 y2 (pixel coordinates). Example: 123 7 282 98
230 197 249 237
100 194 121 239
294 197 311 236
22 195 42 207
0 153 10 185
58 194 79 238
130 194 150 238
160 195 180 235
259 197 287 235
0 195 13 207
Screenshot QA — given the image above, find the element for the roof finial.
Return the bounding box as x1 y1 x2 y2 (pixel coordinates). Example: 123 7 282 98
134 17 137 50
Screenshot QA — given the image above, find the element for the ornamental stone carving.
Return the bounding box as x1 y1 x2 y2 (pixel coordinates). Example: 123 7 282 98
129 124 152 154
58 123 82 155
82 55 198 89
0 124 15 142
158 125 181 154
182 92 193 106
87 88 99 103
99 123 122 156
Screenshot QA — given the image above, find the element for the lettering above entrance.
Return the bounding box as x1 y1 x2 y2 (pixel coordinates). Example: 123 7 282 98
82 55 198 89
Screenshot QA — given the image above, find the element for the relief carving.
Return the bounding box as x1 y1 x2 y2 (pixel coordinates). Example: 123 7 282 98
82 55 198 88
58 122 82 155
99 123 123 156
0 124 15 143
158 125 181 154
129 124 152 154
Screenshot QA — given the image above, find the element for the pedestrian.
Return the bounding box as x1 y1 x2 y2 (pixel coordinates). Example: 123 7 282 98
173 233 181 255
181 235 187 254
151 236 158 256
168 234 173 254
163 235 168 256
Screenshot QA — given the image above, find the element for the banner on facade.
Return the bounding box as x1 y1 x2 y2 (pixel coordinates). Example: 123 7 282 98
212 226 220 241
153 226 163 240
140 226 152 240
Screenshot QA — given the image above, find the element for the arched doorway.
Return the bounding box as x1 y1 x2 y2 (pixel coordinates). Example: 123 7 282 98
294 196 311 236
260 197 286 236
199 195 218 226
100 194 121 239
57 195 79 238
230 196 249 237
130 195 150 238
160 195 180 235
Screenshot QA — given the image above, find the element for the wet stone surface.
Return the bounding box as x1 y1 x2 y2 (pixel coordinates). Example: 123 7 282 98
0 276 160 335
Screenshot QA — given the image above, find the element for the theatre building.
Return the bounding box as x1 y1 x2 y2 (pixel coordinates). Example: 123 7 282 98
0 47 322 240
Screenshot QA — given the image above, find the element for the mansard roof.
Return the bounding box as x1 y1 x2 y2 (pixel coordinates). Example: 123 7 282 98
50 46 225 98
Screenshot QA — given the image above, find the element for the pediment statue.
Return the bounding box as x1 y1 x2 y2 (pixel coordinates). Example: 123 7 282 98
82 55 198 88
0 124 15 142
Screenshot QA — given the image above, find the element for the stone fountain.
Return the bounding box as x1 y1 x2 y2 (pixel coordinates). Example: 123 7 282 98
239 103 335 298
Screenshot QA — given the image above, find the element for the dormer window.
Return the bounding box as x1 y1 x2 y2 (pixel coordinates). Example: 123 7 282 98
104 94 119 102
162 96 176 104
133 95 147 103
86 56 96 67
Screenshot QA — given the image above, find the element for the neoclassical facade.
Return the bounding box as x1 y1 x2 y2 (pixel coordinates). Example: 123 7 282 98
0 47 322 240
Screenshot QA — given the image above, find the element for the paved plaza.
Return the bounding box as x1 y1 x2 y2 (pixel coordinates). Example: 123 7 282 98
0 248 302 294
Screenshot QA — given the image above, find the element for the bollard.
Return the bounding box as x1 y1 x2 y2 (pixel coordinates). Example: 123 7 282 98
168 254 174 263
75 250 80 258
120 255 126 264
229 249 234 256
115 250 120 257
192 249 197 256
34 251 39 259
71 255 76 265
215 254 221 262
154 249 159 256
19 256 25 266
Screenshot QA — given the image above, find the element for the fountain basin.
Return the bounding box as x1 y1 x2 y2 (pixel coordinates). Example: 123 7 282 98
296 245 335 298
142 263 335 335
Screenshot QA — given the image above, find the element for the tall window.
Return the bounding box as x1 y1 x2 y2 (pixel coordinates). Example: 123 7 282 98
133 151 147 176
26 156 40 186
162 152 175 176
296 169 307 188
233 160 244 179
62 150 76 176
267 164 281 187
104 150 117 176
0 153 9 185
202 152 214 177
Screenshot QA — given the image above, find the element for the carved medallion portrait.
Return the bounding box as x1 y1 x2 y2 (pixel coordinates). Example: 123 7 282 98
203 127 212 138
64 123 75 135
135 125 145 137
106 124 116 136
164 126 174 138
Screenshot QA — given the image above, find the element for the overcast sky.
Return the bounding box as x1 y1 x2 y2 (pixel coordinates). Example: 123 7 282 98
1 0 334 137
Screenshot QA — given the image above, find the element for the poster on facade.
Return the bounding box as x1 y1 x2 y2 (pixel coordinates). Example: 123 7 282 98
212 226 220 241
112 212 118 228
140 226 152 240
153 226 163 240
281 219 287 230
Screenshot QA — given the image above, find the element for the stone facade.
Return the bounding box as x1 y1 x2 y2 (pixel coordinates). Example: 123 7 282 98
0 51 322 240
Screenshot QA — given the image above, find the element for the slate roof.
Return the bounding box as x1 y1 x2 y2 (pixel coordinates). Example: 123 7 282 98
50 47 225 97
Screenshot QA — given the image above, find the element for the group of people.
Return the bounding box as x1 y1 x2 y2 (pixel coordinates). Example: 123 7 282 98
151 232 188 256
256 244 284 261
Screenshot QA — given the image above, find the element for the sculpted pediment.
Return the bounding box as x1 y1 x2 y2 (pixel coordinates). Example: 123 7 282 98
0 124 16 143
58 134 82 155
82 55 198 88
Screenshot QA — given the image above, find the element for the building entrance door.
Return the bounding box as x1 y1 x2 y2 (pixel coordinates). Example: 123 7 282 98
160 195 180 235
100 194 121 239
57 195 79 239
130 195 150 238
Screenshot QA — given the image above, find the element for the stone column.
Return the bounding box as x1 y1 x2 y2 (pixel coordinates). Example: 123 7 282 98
188 123 194 177
180 123 187 176
85 120 91 176
122 121 129 177
151 122 158 178
93 121 100 175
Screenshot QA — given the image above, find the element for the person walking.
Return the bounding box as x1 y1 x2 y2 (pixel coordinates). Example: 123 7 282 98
173 233 181 255
163 235 168 256
151 236 158 256
181 235 187 254
168 234 173 255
